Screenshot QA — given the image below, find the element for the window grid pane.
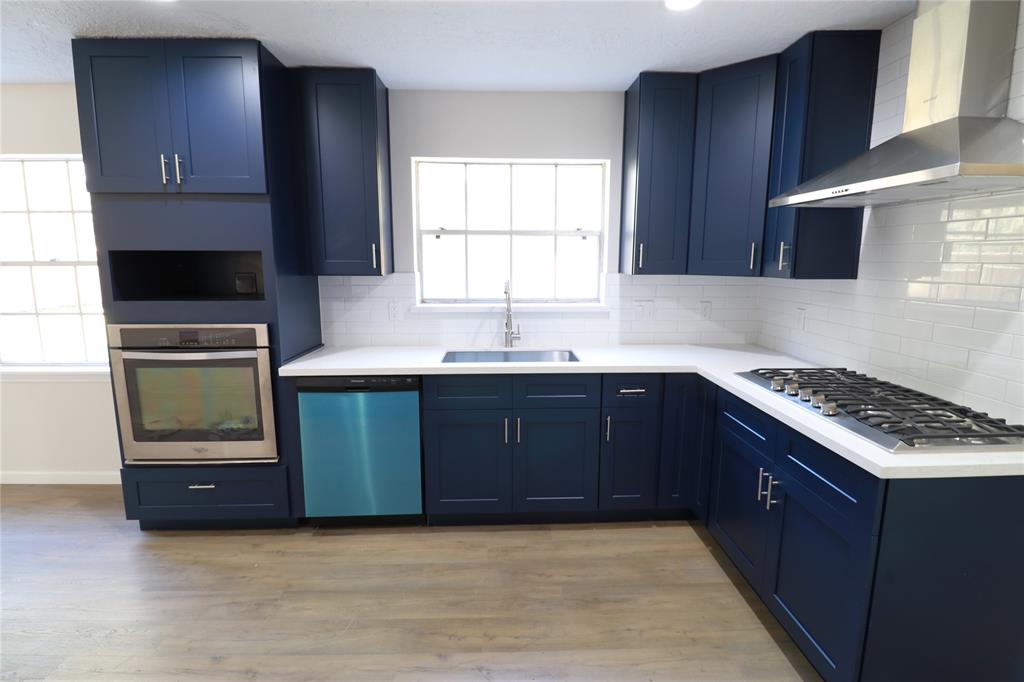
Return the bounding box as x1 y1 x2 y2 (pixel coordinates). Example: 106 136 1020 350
0 156 102 365
416 159 606 303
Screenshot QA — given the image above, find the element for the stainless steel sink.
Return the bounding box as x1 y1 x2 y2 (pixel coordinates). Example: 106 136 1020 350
442 350 579 363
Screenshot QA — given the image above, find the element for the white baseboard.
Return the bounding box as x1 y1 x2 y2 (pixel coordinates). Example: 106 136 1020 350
0 471 121 484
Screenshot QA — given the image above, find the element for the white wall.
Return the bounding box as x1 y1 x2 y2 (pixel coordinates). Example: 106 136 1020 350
0 83 121 484
0 83 80 154
0 372 121 483
756 8 1024 424
387 90 625 272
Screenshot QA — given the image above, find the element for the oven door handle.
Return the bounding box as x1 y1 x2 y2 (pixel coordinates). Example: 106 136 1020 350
118 351 260 361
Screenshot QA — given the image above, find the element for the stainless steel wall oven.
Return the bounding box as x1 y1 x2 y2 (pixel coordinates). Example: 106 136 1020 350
108 324 277 464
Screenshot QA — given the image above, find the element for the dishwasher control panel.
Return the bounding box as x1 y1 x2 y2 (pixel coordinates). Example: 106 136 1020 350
296 376 420 391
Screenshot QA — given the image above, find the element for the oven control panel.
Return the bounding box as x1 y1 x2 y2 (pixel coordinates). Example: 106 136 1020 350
113 326 264 350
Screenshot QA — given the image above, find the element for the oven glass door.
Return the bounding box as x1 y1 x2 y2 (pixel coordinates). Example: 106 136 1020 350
112 350 277 463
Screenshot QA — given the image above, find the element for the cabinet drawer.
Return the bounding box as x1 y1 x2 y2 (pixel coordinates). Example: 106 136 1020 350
775 431 884 534
602 373 664 406
422 375 513 410
717 391 774 450
121 466 289 520
513 374 601 409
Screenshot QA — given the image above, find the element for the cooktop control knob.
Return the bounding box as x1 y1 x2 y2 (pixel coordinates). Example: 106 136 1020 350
770 377 786 391
798 387 814 401
785 382 800 396
821 401 839 416
810 393 827 408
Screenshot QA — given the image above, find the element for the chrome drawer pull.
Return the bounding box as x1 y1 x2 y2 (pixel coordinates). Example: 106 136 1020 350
188 484 216 490
159 154 168 185
606 415 612 442
756 467 769 501
173 153 183 185
504 417 509 445
618 388 647 395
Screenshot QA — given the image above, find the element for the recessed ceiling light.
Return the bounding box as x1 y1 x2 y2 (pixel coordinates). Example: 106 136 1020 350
665 0 702 10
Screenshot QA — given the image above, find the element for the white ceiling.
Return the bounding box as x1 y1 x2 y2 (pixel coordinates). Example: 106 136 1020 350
1 0 914 90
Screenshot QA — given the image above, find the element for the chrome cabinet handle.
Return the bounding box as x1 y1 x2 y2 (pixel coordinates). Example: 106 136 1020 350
618 388 646 395
159 154 168 185
638 242 644 270
516 417 521 444
756 467 769 501
504 417 509 445
606 415 612 442
765 475 780 510
188 484 215 490
749 241 757 271
778 241 786 271
173 153 183 185
371 243 378 271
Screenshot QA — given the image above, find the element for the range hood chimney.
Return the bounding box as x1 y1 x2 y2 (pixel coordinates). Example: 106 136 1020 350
770 0 1024 209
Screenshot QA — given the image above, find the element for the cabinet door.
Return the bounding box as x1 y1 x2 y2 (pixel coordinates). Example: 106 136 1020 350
762 36 810 279
707 411 775 589
301 68 390 275
513 409 600 512
72 39 174 193
599 406 661 510
423 410 513 515
688 56 776 276
658 375 716 515
625 73 697 275
165 40 266 193
761 463 878 682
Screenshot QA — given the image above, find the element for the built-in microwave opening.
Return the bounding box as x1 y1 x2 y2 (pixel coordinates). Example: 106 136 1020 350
109 250 264 301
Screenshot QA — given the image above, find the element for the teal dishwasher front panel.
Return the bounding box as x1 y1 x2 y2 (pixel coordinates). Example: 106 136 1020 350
298 390 422 517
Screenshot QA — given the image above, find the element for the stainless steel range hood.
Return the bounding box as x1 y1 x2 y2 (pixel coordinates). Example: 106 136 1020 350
770 0 1024 209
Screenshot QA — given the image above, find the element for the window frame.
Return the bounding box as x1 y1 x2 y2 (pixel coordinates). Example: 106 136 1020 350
412 157 609 305
0 153 106 367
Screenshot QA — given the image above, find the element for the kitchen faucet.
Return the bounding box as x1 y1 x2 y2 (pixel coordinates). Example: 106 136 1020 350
503 280 521 348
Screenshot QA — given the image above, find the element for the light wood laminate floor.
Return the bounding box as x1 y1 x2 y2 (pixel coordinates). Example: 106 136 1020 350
1 485 819 681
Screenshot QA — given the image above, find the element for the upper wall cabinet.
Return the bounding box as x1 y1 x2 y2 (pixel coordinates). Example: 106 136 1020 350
300 68 393 276
72 39 267 194
688 56 777 276
620 72 698 275
762 32 880 280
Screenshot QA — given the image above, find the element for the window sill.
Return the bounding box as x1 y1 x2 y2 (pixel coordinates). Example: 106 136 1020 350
0 365 110 383
411 303 611 315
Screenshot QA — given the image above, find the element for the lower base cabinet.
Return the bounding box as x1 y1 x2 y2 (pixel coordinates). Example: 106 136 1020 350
121 465 290 521
762 432 883 682
599 406 661 510
704 391 1024 681
514 408 601 512
422 373 717 518
422 409 513 515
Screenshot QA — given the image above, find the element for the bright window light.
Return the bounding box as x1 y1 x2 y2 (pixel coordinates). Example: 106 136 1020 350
414 158 608 304
0 155 105 365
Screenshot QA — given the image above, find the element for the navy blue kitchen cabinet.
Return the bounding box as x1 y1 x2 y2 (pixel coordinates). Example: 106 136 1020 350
423 409 514 515
707 393 777 587
121 465 290 522
164 40 267 194
762 32 879 279
72 39 267 194
688 56 777 276
72 40 175 193
658 375 717 516
762 430 884 682
599 406 661 510
300 68 393 276
620 72 697 275
512 408 601 513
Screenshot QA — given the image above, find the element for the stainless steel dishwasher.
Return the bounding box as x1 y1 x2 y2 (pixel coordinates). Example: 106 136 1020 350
297 376 422 517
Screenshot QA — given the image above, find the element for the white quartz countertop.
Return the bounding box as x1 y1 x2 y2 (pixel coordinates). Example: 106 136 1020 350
280 344 1024 480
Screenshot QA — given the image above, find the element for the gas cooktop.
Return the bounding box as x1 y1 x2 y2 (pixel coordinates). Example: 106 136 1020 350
739 368 1024 452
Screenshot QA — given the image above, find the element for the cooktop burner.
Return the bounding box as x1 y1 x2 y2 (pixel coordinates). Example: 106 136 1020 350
739 368 1024 452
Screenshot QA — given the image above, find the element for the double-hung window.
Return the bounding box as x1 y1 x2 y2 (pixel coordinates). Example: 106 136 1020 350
0 155 106 365
415 159 607 303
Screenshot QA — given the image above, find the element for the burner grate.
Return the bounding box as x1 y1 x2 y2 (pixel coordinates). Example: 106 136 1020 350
748 367 1024 448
